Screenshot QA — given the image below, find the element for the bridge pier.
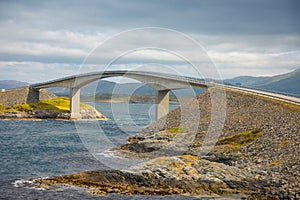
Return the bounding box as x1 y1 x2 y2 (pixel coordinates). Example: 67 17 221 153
156 90 170 120
70 87 82 120
26 87 40 104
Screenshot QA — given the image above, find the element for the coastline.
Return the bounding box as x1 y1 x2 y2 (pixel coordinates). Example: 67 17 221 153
0 117 108 121
8 88 300 199
29 88 300 199
0 109 108 121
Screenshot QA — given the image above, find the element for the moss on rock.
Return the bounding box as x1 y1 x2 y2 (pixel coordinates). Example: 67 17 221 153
217 130 262 147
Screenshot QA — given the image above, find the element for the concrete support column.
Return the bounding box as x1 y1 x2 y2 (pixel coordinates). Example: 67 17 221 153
156 90 170 120
70 87 82 120
26 87 40 104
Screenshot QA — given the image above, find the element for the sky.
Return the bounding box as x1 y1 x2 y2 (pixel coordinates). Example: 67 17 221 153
0 0 299 83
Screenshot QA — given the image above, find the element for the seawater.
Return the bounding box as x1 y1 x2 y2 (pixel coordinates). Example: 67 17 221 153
0 102 235 200
0 103 186 199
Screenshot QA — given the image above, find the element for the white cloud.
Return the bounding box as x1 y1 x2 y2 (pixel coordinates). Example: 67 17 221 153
208 50 300 78
0 25 110 62
0 61 80 83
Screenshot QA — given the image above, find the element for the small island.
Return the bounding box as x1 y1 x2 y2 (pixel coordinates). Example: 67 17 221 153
0 87 106 120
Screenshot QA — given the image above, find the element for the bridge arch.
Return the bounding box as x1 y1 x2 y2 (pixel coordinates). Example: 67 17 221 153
31 71 208 120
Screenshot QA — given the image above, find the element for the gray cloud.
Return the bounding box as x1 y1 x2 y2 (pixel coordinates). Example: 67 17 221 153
0 0 299 82
1 0 299 34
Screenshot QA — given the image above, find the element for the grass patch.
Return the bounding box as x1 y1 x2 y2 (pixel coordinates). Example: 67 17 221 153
35 97 70 111
0 104 5 112
11 104 33 112
217 129 262 147
153 127 189 140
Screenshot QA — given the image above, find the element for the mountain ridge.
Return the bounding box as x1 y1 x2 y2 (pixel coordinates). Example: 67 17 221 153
224 68 300 96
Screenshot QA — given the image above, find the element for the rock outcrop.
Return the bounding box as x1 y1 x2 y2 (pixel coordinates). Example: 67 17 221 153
32 155 255 198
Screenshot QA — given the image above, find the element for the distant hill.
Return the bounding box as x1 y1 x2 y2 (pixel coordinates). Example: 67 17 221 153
0 80 29 90
225 68 300 97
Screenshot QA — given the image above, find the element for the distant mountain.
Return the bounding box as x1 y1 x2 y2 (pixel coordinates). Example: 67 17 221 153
107 82 155 95
224 68 300 97
0 80 29 90
46 87 69 96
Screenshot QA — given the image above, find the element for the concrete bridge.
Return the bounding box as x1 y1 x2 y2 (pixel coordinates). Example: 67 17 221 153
30 71 209 120
30 70 300 120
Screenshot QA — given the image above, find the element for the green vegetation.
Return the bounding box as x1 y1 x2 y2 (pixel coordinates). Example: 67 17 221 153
0 97 85 113
36 97 70 111
217 129 262 147
11 103 33 111
165 127 189 134
0 104 4 112
151 127 189 141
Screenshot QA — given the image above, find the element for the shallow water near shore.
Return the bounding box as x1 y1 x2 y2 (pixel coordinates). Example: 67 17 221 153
0 102 240 199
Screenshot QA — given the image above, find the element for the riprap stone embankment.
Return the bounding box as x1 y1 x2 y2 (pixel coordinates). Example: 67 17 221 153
0 86 56 106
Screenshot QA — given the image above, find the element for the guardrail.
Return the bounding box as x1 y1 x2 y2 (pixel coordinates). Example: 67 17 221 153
213 83 300 106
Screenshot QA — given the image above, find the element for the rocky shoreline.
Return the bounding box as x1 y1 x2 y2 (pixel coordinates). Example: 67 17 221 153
30 88 300 199
0 105 107 120
0 101 107 120
32 155 251 197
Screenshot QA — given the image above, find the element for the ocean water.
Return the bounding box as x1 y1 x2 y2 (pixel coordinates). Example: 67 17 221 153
0 103 197 200
0 102 237 200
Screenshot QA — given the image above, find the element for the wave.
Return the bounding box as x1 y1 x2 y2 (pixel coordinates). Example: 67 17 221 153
95 150 124 159
13 177 49 190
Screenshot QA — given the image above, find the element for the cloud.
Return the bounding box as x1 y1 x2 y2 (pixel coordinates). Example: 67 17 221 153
209 50 300 77
0 61 80 83
0 0 299 82
0 26 109 63
2 0 300 34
